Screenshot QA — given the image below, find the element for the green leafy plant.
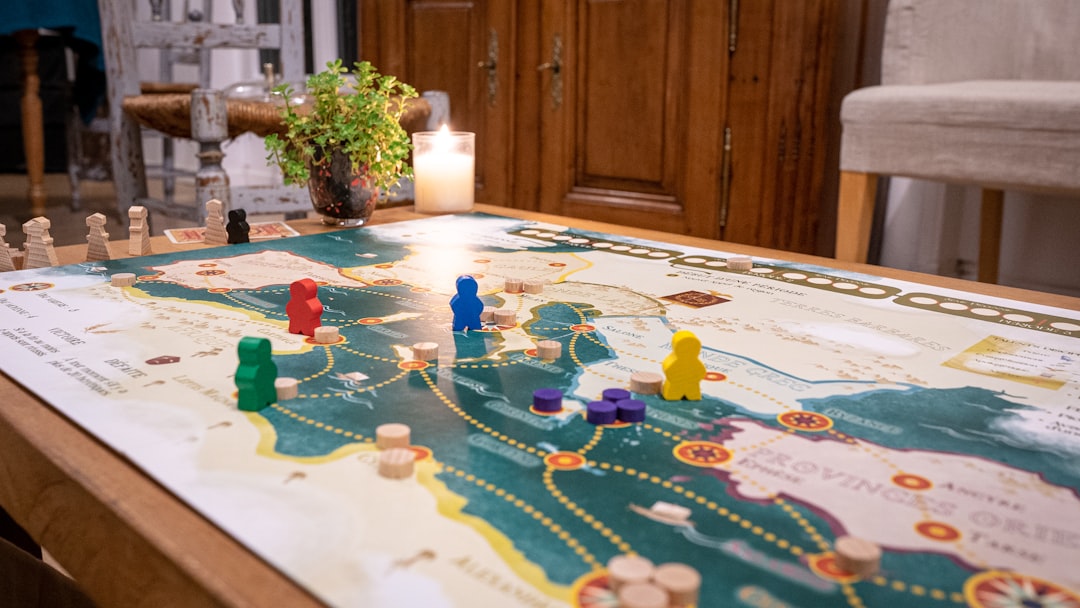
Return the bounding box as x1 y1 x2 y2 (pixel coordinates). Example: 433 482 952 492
265 59 418 192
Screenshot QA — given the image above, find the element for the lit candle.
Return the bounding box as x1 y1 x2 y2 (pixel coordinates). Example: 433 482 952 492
412 125 475 214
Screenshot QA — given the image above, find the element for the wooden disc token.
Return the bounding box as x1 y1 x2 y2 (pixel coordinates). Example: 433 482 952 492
504 278 523 293
412 342 439 361
378 448 416 479
110 272 137 287
493 309 517 326
274 377 299 401
480 306 496 323
376 423 411 450
616 582 669 608
607 554 655 592
630 371 663 395
727 255 753 271
834 535 881 577
314 326 340 344
652 562 701 606
536 340 562 360
523 279 544 294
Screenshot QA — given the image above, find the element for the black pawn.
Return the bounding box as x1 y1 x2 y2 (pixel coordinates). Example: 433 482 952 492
226 209 250 244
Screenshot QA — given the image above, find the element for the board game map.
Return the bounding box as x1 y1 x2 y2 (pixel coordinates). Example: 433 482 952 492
1 213 1079 608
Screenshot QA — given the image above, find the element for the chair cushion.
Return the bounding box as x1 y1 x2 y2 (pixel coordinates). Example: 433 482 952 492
840 80 1080 192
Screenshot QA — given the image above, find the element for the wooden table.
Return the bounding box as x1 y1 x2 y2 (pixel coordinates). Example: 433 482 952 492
1 204 1078 608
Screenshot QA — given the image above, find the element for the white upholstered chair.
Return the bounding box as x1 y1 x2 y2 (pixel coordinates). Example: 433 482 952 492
835 0 1080 283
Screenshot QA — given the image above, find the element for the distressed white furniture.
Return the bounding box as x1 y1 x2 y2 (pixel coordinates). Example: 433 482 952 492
97 0 309 224
836 0 1080 283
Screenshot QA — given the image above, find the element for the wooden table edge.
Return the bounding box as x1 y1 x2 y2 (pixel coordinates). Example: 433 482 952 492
0 370 325 607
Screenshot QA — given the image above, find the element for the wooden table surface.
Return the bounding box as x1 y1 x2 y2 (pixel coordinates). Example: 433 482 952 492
1 204 1077 608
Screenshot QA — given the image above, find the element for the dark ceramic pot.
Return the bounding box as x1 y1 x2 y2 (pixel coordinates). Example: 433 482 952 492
307 147 379 227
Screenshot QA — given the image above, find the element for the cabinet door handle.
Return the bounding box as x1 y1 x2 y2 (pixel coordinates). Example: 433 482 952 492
536 33 562 109
476 28 498 106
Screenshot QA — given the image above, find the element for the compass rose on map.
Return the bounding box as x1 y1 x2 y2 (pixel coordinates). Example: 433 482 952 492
777 411 833 432
964 570 1080 608
673 441 732 467
9 282 53 291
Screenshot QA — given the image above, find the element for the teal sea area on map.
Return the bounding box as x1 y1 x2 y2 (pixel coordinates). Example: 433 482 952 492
801 386 1080 491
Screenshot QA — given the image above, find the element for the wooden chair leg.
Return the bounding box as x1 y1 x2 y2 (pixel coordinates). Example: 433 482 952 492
836 171 878 263
15 30 47 218
978 188 1003 284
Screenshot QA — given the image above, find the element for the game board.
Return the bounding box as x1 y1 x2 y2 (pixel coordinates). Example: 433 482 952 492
1 212 1079 608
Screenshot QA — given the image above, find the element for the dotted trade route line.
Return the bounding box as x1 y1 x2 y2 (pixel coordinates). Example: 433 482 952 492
511 293 527 314
418 370 547 459
301 345 333 382
775 499 831 554
869 575 964 604
269 402 371 442
440 462 602 570
335 344 397 364
833 429 990 570
643 423 682 443
577 425 604 456
746 417 972 600
220 292 285 317
117 288 285 337
580 330 660 366
351 285 435 312
543 467 633 555
299 369 410 399
727 379 789 410
841 582 866 608
454 360 519 370
586 459 814 561
566 333 623 385
747 429 969 602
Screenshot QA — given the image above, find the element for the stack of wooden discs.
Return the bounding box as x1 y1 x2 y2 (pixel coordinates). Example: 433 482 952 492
727 255 753 271
630 371 663 395
411 342 439 361
834 535 881 577
314 326 340 344
536 340 562 360
378 448 415 479
274 377 299 401
605 554 701 608
494 309 517 326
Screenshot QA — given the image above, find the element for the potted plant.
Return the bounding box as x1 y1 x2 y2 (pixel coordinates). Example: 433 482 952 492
265 59 418 226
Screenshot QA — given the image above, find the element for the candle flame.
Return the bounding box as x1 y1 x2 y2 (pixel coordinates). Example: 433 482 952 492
435 124 452 152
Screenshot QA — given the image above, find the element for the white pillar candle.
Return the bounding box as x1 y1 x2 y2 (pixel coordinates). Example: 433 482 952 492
412 126 475 214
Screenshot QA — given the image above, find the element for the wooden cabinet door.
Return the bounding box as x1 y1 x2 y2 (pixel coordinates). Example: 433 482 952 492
359 0 515 204
359 0 842 254
723 0 840 254
525 0 729 238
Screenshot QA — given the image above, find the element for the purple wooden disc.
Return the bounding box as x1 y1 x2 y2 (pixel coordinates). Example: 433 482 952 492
532 388 563 412
586 400 617 425
602 387 631 403
616 398 647 423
